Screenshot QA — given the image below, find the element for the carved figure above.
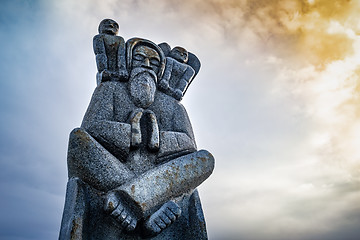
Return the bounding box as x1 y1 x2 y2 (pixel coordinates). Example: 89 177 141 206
158 42 201 101
93 19 128 85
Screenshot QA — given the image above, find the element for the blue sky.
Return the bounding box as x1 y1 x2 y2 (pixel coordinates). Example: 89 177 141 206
1 0 360 239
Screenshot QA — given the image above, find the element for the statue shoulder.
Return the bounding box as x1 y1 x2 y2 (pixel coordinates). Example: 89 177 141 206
153 90 185 111
95 81 126 94
93 34 105 53
115 35 125 42
93 34 104 42
91 81 130 109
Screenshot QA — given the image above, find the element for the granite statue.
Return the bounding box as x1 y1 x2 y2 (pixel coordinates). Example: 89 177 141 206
60 19 214 240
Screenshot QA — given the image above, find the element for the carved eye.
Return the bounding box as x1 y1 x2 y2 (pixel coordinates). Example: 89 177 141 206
150 59 160 67
133 54 145 61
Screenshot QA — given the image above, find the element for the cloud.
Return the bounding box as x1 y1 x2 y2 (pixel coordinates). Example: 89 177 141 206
143 0 359 67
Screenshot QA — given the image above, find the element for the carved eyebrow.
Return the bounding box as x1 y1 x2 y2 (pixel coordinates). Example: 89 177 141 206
134 52 147 57
134 51 160 61
151 55 160 61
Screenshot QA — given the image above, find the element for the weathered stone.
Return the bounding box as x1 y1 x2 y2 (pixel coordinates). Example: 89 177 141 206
158 43 201 97
94 19 128 85
60 19 214 240
113 150 214 218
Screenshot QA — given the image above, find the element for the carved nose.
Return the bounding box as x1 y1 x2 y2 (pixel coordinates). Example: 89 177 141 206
143 58 150 67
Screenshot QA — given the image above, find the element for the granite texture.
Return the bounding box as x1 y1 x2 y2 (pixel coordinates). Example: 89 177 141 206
60 19 214 240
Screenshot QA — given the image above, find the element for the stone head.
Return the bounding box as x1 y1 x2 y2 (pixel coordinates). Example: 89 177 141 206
126 38 166 81
132 45 161 78
169 47 188 63
98 19 119 35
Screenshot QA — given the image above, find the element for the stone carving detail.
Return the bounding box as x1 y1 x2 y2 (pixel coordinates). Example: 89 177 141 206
158 42 201 101
94 19 128 85
60 19 214 240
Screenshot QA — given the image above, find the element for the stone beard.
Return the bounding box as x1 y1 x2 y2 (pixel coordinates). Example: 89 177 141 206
128 67 157 109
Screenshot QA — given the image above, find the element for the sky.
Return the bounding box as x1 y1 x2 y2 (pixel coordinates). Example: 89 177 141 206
0 0 360 239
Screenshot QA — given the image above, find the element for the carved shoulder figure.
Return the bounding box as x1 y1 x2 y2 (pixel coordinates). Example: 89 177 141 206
158 43 201 101
158 47 194 101
93 19 128 84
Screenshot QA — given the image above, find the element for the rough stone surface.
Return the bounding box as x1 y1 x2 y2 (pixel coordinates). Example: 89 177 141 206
59 19 214 240
94 19 128 85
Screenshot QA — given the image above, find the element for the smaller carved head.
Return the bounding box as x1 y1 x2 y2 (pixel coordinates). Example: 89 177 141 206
169 47 188 63
98 19 119 35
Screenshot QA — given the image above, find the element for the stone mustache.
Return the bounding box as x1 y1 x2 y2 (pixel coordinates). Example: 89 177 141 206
59 19 214 240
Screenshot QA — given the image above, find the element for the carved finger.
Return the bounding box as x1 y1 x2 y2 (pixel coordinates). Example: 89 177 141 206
130 108 143 122
145 111 159 151
130 110 143 147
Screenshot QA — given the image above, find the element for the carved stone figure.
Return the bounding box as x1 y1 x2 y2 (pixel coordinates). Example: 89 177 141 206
158 43 201 100
60 20 214 240
93 19 128 85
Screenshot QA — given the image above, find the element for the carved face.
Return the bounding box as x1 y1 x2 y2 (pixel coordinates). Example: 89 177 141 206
132 45 161 75
98 19 119 35
170 47 188 63
127 43 163 108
